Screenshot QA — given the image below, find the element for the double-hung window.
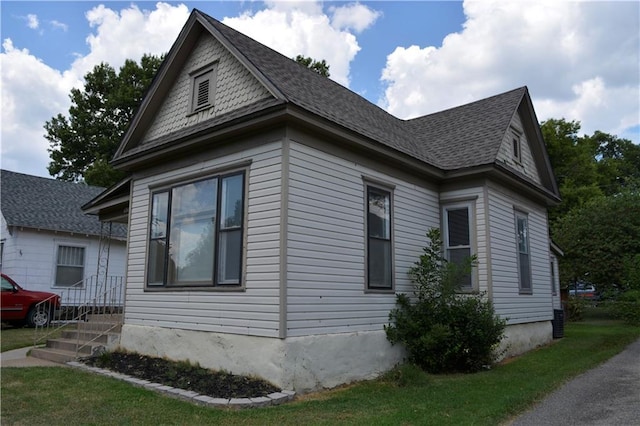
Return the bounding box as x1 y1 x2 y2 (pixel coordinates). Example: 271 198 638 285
443 204 473 290
55 246 85 287
366 184 393 290
515 211 531 293
147 171 245 288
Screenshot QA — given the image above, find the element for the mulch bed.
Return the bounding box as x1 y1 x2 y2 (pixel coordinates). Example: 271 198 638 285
84 351 280 399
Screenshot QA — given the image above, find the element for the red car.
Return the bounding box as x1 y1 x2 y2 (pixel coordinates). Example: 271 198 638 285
1 274 60 327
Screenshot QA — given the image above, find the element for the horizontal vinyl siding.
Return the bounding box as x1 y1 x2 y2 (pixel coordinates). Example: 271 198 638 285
286 142 439 337
488 184 552 324
125 142 282 337
496 113 541 184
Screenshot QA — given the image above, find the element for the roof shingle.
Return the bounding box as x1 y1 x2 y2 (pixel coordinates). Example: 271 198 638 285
1 170 127 239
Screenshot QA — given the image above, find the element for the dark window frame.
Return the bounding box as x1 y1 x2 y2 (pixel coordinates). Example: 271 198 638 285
146 171 245 290
515 210 532 294
365 183 394 292
442 203 475 291
512 131 522 163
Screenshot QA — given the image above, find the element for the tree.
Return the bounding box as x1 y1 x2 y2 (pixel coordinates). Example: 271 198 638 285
46 54 164 187
294 55 330 77
540 119 603 221
552 192 640 293
541 118 640 225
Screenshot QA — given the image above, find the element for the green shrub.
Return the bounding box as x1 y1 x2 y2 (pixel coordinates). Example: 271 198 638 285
385 229 506 374
611 290 640 325
565 297 587 321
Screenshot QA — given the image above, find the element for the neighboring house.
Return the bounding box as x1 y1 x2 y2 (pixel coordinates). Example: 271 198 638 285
0 170 127 297
84 9 561 392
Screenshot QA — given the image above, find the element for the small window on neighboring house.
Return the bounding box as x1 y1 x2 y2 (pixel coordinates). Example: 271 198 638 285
443 204 474 290
55 246 85 287
190 65 217 113
366 184 393 290
515 211 531 293
147 171 245 288
512 133 522 163
0 240 4 271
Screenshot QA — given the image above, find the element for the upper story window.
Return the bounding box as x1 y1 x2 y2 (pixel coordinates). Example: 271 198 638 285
515 210 532 293
512 132 522 163
443 204 474 290
147 171 245 289
55 245 85 287
366 183 393 290
190 63 217 113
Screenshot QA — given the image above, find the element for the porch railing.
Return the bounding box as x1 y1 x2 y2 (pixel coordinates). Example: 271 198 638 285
34 275 124 353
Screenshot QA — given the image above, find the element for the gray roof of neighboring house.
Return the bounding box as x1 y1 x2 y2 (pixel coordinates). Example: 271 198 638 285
1 170 127 239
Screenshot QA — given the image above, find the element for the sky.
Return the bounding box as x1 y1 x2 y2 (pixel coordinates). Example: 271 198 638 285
1 1 639 179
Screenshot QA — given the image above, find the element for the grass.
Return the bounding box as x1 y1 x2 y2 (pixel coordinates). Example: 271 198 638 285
1 316 638 425
1 323 68 353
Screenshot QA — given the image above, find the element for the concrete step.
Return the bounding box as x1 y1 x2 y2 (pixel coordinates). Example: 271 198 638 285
30 347 76 364
46 338 96 355
62 330 120 345
77 322 122 333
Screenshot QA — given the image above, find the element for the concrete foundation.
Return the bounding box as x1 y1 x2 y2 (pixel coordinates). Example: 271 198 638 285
498 320 553 359
119 324 405 392
119 320 551 392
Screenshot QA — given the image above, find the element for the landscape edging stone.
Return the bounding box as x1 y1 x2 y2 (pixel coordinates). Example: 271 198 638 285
66 361 295 408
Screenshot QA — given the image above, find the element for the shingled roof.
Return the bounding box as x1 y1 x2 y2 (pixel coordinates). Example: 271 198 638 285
202 11 530 171
112 9 557 200
1 170 127 239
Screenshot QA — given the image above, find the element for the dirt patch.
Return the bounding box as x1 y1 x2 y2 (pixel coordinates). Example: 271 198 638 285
83 351 280 399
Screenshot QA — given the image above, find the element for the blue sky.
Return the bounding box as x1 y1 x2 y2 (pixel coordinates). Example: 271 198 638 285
1 1 638 179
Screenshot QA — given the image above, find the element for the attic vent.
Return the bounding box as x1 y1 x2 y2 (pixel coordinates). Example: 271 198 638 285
190 63 217 113
196 79 210 108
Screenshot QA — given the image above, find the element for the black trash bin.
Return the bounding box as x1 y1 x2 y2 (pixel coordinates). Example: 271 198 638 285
552 309 564 339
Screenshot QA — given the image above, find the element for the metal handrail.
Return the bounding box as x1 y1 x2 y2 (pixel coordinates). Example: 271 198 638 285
33 275 124 354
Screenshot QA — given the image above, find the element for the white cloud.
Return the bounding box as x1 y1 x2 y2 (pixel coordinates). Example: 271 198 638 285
0 39 80 176
222 2 379 87
380 0 640 142
330 3 381 33
1 1 379 178
50 20 69 32
26 14 39 30
75 2 189 78
1 3 190 178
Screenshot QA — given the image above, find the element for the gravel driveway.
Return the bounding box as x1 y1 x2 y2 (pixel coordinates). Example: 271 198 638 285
507 338 640 426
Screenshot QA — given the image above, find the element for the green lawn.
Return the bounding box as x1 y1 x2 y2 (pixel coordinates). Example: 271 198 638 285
1 323 68 353
1 318 639 426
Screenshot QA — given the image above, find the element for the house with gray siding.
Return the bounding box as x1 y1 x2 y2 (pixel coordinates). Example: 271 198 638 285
0 170 127 296
84 9 561 392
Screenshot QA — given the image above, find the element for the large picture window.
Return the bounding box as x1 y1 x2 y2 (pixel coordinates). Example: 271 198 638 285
147 172 245 288
443 205 473 289
516 211 531 293
55 245 85 287
366 185 392 290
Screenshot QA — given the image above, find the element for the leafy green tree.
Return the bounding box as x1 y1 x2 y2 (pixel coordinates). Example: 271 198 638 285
590 131 640 195
294 55 330 77
46 54 163 187
540 119 603 221
552 192 640 293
